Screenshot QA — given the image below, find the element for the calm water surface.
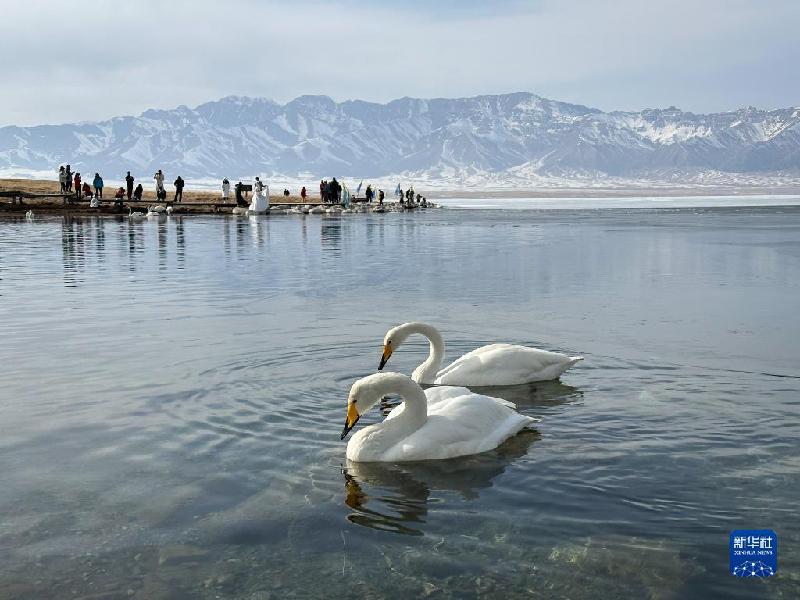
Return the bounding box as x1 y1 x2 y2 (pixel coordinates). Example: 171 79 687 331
1 206 799 599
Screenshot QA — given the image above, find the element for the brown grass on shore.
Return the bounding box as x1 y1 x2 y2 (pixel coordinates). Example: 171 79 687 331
0 178 312 210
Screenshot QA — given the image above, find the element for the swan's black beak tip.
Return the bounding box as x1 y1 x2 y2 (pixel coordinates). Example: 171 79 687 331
341 404 360 440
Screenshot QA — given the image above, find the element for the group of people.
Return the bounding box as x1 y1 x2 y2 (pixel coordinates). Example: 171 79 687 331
151 170 184 202
225 177 270 209
58 164 425 210
57 164 186 206
397 187 427 207
319 179 342 203
364 185 386 204
60 165 107 206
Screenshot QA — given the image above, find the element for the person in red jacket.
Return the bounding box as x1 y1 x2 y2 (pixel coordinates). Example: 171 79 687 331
73 173 82 199
82 182 92 198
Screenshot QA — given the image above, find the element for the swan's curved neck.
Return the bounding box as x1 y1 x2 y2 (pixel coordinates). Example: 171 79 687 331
381 376 428 434
402 323 445 384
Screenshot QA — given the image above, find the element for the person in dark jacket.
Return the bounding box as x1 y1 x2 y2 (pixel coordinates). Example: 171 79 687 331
174 176 185 202
235 182 246 207
378 189 384 205
92 173 104 199
133 183 143 200
65 165 72 192
125 171 135 200
301 186 307 200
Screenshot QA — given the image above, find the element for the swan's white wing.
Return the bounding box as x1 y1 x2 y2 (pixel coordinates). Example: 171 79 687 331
384 389 536 461
434 343 581 386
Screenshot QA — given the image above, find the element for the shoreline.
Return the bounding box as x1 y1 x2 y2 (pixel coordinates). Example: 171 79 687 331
3 177 800 215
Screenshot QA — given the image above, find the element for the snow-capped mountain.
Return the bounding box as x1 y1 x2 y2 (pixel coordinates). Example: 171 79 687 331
1 92 799 185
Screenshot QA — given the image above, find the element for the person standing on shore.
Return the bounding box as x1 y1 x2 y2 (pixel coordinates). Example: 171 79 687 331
73 172 81 199
301 186 307 200
58 166 67 193
319 180 325 202
154 169 164 196
174 175 185 203
93 172 104 199
125 171 135 200
235 182 246 207
65 165 72 192
222 178 230 200
378 189 384 205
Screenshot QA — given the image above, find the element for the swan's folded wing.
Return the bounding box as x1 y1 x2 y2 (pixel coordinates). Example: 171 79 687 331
434 344 576 386
386 391 536 461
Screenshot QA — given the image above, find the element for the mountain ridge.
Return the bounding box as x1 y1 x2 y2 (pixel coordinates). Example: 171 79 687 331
2 92 799 184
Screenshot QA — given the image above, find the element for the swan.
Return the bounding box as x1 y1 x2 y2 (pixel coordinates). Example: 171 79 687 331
379 322 583 387
165 206 174 215
232 206 248 216
128 207 145 221
308 206 325 214
149 204 167 214
25 209 34 219
341 372 536 462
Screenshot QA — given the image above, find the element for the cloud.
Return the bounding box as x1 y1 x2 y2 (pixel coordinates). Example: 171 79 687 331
1 0 798 126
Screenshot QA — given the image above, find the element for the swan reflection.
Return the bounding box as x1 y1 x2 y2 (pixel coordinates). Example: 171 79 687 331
466 379 583 408
342 429 540 536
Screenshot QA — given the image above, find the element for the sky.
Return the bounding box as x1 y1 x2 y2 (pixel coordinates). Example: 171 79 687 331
1 0 798 126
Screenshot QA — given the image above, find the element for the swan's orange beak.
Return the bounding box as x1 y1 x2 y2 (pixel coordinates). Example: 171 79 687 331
341 402 360 440
378 343 393 370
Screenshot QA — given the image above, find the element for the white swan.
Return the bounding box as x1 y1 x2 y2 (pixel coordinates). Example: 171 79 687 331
128 207 145 221
25 209 34 219
341 372 536 462
149 204 167 214
232 206 248 216
165 206 174 215
379 322 583 387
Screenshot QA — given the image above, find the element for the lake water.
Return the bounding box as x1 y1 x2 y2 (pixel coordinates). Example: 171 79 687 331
1 204 799 599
